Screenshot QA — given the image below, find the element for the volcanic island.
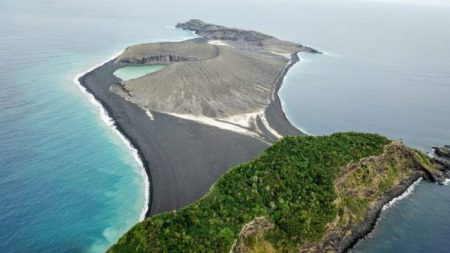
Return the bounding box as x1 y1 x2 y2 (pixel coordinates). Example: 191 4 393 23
79 19 318 216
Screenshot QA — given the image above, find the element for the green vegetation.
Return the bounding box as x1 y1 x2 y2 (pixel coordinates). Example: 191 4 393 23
109 132 391 253
321 141 434 252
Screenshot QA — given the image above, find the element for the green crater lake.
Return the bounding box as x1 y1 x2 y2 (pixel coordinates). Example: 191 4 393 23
114 64 166 81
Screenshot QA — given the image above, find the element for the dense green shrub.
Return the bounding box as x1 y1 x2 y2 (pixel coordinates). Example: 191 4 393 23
109 132 390 253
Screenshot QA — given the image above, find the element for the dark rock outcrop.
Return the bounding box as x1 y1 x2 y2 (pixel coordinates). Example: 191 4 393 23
176 19 273 43
433 146 450 159
115 39 218 64
176 19 320 53
118 55 197 64
433 146 450 179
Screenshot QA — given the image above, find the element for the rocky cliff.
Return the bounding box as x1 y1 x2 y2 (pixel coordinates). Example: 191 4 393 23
176 19 319 53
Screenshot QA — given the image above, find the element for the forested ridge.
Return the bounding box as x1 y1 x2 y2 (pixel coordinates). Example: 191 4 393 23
109 133 391 252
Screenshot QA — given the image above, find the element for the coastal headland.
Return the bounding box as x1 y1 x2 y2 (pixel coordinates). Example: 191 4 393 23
78 19 318 216
108 134 449 252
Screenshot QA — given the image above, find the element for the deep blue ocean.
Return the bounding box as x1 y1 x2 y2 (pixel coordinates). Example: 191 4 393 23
1 0 449 252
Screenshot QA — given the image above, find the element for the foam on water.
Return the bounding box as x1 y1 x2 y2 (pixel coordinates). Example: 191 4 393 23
382 178 422 211
74 52 149 221
321 51 342 58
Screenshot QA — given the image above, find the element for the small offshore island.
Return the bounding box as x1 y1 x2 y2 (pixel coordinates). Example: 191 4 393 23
77 20 450 252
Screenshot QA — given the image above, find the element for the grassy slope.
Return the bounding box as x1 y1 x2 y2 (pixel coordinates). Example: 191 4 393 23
109 132 398 252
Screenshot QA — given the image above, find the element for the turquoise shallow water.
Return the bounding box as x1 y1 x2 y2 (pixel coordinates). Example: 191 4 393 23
113 65 166 81
0 51 146 252
1 0 449 252
0 1 195 252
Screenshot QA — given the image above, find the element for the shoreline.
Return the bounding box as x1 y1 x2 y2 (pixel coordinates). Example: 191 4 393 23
277 53 316 136
343 174 424 252
381 177 422 211
264 52 305 137
348 178 422 251
74 53 150 221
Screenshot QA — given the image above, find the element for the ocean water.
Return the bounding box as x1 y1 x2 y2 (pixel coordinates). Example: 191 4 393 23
113 65 166 81
351 181 450 253
0 0 449 252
